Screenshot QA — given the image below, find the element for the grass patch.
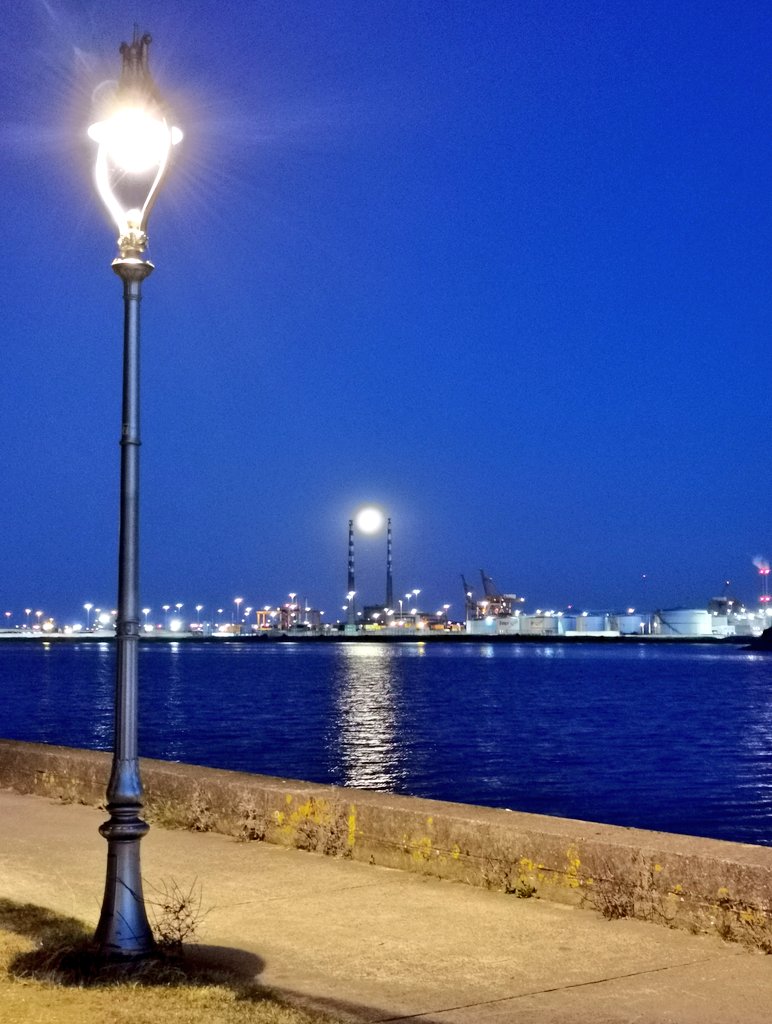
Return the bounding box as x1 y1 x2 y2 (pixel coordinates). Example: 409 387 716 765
0 898 340 1023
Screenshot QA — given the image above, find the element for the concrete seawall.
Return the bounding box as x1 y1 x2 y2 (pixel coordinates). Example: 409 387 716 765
1 739 770 950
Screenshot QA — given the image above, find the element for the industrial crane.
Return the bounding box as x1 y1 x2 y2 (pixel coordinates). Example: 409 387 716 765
460 575 476 617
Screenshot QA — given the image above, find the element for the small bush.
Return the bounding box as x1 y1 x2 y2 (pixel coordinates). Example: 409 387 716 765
146 877 209 950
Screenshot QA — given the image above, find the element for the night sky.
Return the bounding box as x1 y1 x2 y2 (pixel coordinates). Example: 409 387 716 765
1 1 770 623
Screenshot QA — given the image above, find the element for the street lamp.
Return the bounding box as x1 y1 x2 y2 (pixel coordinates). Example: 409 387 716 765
87 30 181 958
84 602 94 629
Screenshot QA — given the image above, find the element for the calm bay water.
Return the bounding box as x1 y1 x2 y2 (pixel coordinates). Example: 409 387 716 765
1 640 771 846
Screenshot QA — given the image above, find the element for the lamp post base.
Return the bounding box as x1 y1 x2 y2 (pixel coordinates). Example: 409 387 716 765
94 809 155 957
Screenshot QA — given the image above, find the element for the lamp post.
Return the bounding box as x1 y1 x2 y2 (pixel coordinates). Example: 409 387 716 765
87 30 181 957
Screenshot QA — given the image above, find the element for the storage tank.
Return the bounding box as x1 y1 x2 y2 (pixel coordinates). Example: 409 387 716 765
657 609 713 637
466 617 497 635
711 614 731 638
574 614 608 632
520 615 560 636
616 614 646 635
497 616 522 635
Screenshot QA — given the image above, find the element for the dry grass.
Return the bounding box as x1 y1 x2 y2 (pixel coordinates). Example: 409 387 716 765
0 899 340 1024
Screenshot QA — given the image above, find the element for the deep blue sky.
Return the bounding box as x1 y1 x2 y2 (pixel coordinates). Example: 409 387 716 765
1 1 770 622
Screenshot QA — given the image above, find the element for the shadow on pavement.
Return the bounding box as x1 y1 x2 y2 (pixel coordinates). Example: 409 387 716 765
0 898 445 1023
263 983 450 1024
0 897 264 991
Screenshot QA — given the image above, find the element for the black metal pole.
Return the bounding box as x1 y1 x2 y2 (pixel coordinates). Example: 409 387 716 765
94 257 155 957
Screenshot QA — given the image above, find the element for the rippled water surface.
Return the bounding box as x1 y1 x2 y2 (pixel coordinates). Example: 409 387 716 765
1 640 771 845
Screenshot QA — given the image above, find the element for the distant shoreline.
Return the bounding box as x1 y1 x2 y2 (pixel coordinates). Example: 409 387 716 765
0 630 745 646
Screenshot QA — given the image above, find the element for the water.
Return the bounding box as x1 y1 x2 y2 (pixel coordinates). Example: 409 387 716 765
1 640 771 846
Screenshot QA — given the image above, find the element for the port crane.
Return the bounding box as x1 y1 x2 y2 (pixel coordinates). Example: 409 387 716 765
461 575 476 617
461 570 526 619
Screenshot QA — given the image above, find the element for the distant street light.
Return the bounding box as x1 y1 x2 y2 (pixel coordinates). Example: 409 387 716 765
234 597 243 625
87 29 181 957
84 602 94 629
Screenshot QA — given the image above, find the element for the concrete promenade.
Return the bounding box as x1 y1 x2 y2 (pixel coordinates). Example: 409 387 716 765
1 790 771 1023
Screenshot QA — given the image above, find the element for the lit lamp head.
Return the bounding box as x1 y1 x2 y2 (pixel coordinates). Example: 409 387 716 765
88 31 182 260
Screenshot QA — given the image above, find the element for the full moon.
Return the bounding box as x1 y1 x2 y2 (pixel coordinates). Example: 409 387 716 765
355 506 384 534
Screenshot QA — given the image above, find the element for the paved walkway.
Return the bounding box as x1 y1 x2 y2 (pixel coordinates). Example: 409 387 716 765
1 790 771 1023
